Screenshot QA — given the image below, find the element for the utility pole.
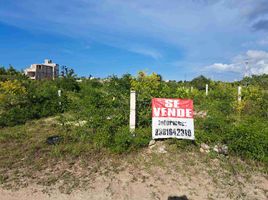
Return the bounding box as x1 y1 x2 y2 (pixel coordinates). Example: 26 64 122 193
244 60 250 77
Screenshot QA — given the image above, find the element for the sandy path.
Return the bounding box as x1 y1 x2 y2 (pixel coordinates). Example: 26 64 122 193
1 167 267 199
1 149 267 200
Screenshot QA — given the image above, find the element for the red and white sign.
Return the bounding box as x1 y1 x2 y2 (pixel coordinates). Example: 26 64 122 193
152 98 194 140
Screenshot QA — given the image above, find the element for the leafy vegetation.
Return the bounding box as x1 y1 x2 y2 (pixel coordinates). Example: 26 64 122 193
0 66 267 163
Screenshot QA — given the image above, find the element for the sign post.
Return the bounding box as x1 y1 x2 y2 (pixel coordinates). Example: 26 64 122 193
152 98 194 140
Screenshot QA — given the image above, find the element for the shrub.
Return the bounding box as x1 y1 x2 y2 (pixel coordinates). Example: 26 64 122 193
111 127 134 153
133 127 151 148
0 79 69 127
227 118 268 162
93 129 111 150
167 138 196 149
190 75 211 90
1 71 267 163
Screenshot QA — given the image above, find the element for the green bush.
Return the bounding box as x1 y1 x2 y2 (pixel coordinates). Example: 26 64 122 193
110 127 151 153
190 75 211 90
227 118 268 162
111 127 134 153
167 138 196 149
133 127 151 148
0 106 31 126
93 129 111 150
1 70 267 163
0 79 70 127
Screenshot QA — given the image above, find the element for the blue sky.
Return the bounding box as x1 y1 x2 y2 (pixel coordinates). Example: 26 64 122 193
0 0 268 81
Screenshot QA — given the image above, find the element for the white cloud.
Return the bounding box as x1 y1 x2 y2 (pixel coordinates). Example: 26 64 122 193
246 50 268 60
206 50 268 76
207 63 239 71
242 36 268 48
257 37 268 45
1 0 268 80
128 47 162 60
242 36 268 47
0 0 249 53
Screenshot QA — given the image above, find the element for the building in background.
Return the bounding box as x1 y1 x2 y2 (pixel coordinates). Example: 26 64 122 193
24 59 59 80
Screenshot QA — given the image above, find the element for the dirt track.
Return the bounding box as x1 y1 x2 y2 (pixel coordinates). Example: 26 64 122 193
1 146 267 200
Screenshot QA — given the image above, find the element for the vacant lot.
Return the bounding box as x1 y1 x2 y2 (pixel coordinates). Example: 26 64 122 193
0 118 267 200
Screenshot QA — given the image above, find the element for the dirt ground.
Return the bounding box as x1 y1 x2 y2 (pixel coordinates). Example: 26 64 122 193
0 143 267 200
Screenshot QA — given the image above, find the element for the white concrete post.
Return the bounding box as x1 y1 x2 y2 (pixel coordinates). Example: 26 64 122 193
190 86 193 92
58 90 61 97
238 86 242 102
58 90 62 105
53 66 55 80
129 90 136 132
205 84 208 96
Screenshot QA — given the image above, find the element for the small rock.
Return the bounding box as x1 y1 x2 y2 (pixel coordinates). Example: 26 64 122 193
158 146 167 154
148 140 167 153
200 148 210 153
213 145 219 153
46 135 62 145
213 144 228 155
149 139 156 146
220 145 228 155
201 143 210 150
194 110 207 118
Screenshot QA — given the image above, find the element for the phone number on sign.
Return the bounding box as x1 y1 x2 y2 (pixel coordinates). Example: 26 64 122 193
155 128 192 137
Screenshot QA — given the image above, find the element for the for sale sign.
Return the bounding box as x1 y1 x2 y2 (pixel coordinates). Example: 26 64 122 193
152 98 194 140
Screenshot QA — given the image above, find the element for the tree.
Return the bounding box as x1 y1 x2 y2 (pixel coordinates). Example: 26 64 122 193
0 67 6 75
0 80 27 109
190 75 211 90
131 71 161 100
60 66 76 78
0 65 27 81
57 66 80 92
6 65 18 75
